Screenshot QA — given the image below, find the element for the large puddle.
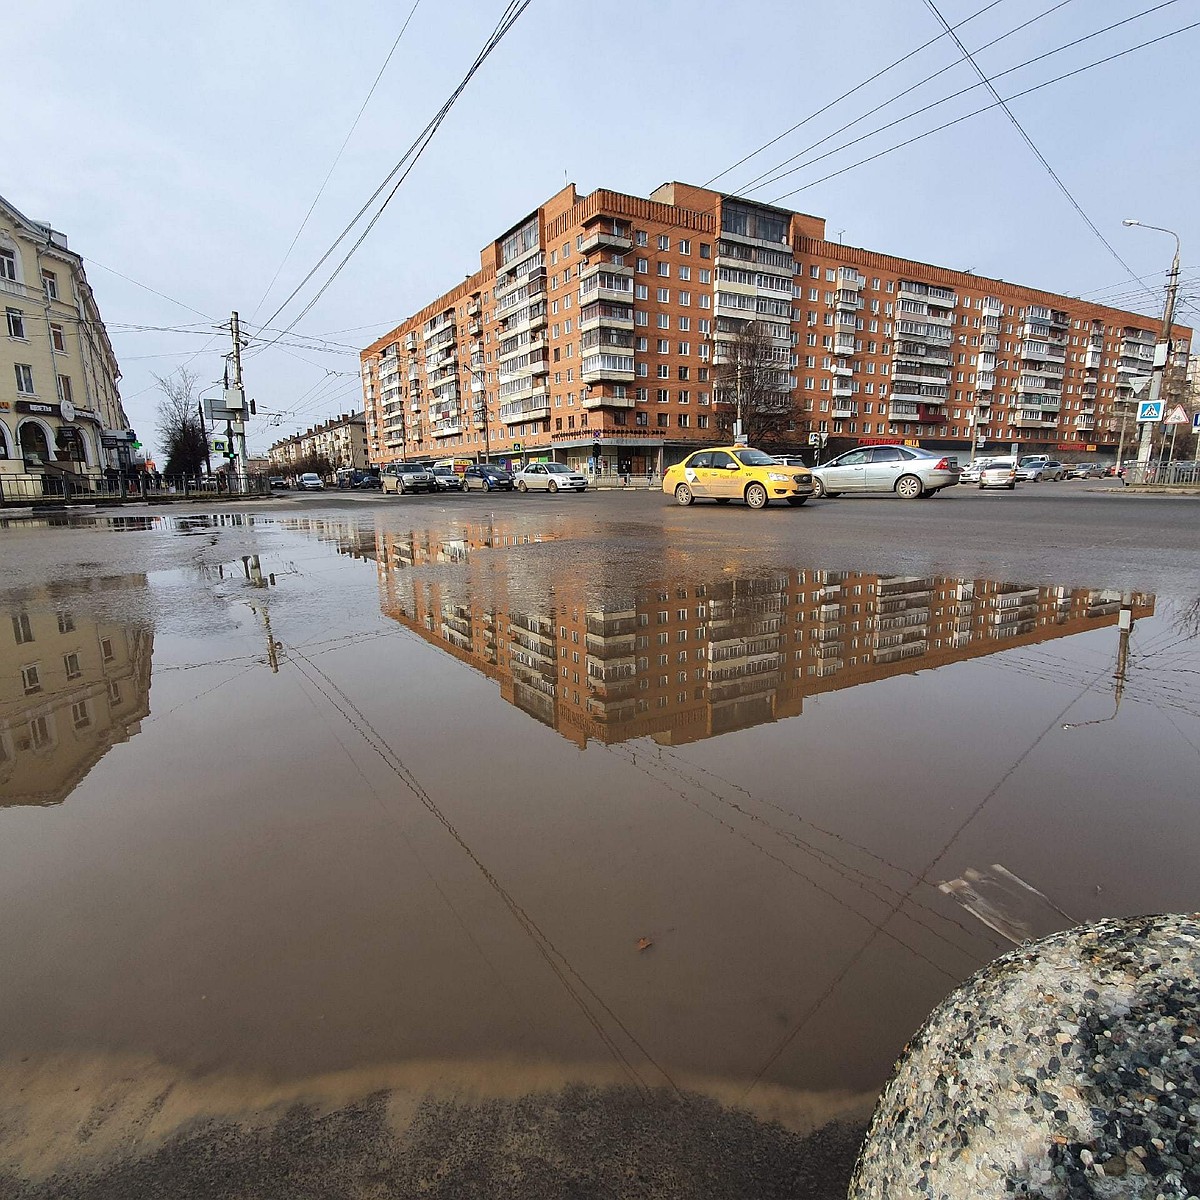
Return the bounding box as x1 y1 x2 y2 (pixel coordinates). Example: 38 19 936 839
2 508 1198 1192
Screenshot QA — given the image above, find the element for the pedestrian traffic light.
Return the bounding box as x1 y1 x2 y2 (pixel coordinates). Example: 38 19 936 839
593 441 601 459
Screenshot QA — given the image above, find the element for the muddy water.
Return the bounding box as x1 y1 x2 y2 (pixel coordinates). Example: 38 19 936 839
1 508 1198 1194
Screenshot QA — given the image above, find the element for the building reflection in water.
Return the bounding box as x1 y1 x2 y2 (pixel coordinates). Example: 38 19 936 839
0 579 152 806
374 525 1153 748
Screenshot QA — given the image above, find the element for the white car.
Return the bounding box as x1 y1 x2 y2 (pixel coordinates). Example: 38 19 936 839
297 472 324 490
513 462 588 492
959 458 993 484
977 458 1017 490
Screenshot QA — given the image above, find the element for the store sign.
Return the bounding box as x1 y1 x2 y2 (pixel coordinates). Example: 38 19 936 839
16 401 56 415
857 437 903 446
0 401 10 412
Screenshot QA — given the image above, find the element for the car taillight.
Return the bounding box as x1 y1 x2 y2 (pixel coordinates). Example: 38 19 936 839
934 457 950 470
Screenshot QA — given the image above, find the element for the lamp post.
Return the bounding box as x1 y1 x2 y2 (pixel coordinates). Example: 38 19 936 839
1122 220 1181 483
458 355 491 463
707 334 746 443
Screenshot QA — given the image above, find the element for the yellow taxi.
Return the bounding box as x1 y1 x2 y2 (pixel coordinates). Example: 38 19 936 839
662 446 815 509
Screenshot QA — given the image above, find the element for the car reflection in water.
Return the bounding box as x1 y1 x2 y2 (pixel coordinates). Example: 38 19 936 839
372 531 1153 748
0 580 153 807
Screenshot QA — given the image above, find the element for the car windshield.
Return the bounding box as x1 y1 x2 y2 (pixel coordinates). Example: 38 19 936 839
733 449 777 466
482 466 504 475
432 467 452 475
1019 456 1044 466
540 463 570 473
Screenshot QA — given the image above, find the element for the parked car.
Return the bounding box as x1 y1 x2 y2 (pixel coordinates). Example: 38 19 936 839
977 458 1018 490
1016 456 1057 482
810 445 960 499
382 462 436 494
663 445 815 509
1042 459 1068 481
463 464 514 491
1069 462 1104 479
297 472 324 491
268 476 288 489
353 472 382 489
430 465 465 492
959 458 994 484
513 462 588 492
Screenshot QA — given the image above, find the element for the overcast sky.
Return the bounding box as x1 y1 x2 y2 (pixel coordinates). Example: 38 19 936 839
7 0 1198 458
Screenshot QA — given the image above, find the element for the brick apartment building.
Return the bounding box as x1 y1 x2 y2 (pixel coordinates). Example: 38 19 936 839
371 522 1151 749
360 181 1191 474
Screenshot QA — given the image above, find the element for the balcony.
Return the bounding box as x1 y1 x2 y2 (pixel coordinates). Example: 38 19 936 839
581 227 633 254
499 392 551 423
581 358 636 384
467 299 481 317
835 290 864 311
431 420 463 438
890 402 922 421
582 390 635 410
579 302 635 332
833 335 856 355
832 362 853 377
837 267 865 290
1013 413 1057 428
976 372 996 391
832 378 854 397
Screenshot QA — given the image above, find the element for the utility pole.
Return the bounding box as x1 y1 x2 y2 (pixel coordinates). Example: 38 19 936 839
229 310 248 479
1124 221 1181 482
734 359 744 444
969 405 980 462
198 400 212 477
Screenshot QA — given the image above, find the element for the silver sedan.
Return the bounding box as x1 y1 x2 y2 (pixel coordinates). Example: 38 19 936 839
810 445 961 499
513 462 588 492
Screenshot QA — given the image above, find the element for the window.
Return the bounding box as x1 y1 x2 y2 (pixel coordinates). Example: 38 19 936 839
678 291 690 306
657 388 669 402
678 413 689 427
656 412 669 427
678 316 690 331
64 651 82 679
57 611 74 635
700 243 711 258
12 612 33 644
56 374 73 404
14 363 34 394
635 230 648 247
42 270 58 301
21 664 41 695
636 257 648 273
657 262 670 277
72 700 92 730
657 364 669 379
635 283 648 300
635 410 648 426
678 265 691 281
50 322 66 352
657 234 670 251
656 287 669 303
0 248 17 281
5 308 25 339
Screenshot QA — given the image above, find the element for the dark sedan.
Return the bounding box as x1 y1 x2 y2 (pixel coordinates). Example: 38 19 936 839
464 464 515 491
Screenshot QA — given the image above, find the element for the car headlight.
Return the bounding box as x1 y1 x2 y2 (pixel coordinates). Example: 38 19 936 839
767 472 789 482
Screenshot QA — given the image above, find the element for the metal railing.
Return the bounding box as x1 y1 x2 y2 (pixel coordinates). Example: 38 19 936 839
1 471 271 506
1124 460 1200 486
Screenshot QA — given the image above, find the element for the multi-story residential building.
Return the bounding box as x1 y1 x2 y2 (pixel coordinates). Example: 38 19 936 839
361 182 1191 473
370 523 1152 749
1 585 152 806
266 410 369 473
1 192 136 494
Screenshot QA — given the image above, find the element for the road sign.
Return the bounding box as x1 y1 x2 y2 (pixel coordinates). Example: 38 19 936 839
512 442 522 452
1136 399 1164 423
807 432 828 446
1164 404 1189 426
1193 412 1200 432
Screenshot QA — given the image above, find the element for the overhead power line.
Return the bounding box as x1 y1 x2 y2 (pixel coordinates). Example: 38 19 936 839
916 0 1143 287
734 0 1083 196
253 0 533 350
751 0 1184 197
248 0 424 323
768 21 1200 209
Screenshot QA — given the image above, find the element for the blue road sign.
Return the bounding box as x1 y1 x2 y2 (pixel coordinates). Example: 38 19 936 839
1137 399 1164 423
1193 412 1200 432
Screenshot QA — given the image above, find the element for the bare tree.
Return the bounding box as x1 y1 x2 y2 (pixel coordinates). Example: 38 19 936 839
154 368 209 476
712 320 806 446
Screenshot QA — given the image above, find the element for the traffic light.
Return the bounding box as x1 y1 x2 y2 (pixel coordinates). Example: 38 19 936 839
250 398 257 415
593 440 601 459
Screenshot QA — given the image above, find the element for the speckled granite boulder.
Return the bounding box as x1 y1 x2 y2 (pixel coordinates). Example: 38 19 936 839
850 914 1200 1199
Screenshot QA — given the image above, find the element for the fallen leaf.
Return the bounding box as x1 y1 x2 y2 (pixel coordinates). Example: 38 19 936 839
636 937 653 952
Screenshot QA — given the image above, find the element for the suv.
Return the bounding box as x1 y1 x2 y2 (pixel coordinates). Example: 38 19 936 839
382 462 436 494
1016 455 1055 482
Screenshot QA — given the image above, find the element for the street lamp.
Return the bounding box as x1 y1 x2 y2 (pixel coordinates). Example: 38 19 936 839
457 354 491 464
1121 219 1182 482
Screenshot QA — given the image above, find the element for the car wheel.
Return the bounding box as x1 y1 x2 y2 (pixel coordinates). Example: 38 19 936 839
715 497 731 505
811 477 828 499
786 497 807 506
674 483 694 506
895 474 923 499
517 480 527 492
548 480 558 493
745 482 769 509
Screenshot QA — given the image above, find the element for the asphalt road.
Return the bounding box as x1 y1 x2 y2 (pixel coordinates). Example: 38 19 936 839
263 478 1200 596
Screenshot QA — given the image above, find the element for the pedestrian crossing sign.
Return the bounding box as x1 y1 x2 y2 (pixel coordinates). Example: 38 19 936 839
1136 399 1164 423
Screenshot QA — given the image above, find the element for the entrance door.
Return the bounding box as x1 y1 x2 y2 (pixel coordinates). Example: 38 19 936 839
18 421 51 465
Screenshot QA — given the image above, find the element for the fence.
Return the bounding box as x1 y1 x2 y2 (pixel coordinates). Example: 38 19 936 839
0 472 271 506
1123 460 1200 486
